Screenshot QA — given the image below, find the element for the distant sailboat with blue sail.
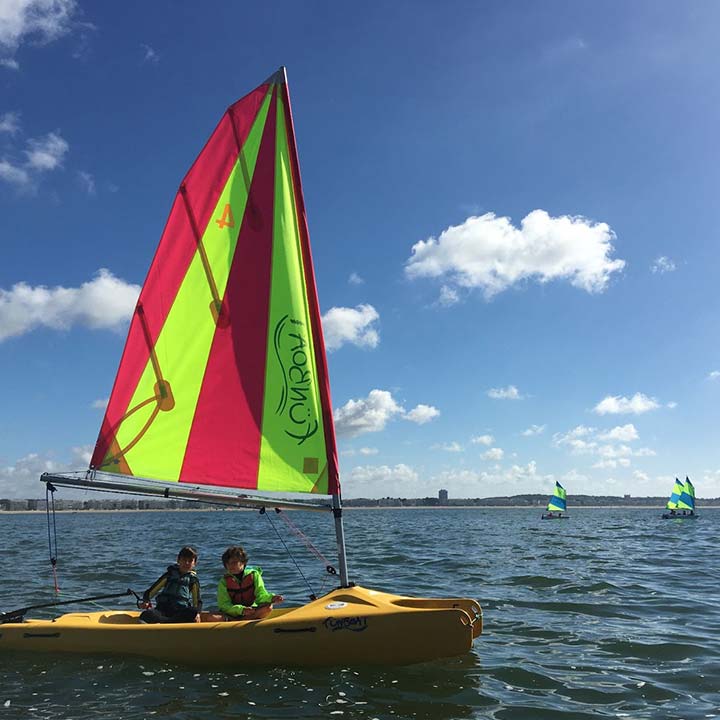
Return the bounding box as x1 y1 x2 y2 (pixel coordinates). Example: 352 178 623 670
542 481 568 519
662 476 698 519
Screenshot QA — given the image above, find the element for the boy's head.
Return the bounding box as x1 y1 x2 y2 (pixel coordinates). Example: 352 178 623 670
177 546 198 571
222 545 248 571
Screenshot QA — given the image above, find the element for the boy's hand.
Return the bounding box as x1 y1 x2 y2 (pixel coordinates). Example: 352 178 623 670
271 595 284 604
138 601 151 610
242 606 272 620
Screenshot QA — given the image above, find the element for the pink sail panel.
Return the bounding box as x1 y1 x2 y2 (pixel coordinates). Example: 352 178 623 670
179 90 279 488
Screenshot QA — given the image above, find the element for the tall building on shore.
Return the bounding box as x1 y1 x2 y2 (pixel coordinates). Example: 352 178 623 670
438 489 448 504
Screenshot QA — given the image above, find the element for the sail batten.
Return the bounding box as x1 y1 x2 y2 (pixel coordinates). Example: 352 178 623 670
90 71 339 497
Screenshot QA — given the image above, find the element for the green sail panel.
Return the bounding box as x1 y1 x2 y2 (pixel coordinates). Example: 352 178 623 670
546 482 567 513
666 478 684 509
677 477 695 510
104 90 273 482
256 93 328 493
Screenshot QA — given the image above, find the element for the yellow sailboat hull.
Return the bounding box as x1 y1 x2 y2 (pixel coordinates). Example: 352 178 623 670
0 586 481 666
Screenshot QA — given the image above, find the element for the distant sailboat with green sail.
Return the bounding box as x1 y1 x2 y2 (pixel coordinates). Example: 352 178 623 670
662 476 698 519
542 481 568 519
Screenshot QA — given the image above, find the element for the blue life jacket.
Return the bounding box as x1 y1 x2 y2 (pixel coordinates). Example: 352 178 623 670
156 564 197 609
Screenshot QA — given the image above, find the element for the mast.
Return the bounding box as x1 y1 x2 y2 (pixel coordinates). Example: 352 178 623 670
332 493 350 587
278 66 349 587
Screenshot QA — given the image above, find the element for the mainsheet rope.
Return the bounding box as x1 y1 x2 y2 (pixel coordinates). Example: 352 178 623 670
43 482 138 612
276 509 336 574
45 482 60 594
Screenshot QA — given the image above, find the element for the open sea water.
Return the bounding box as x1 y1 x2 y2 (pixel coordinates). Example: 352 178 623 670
0 507 718 719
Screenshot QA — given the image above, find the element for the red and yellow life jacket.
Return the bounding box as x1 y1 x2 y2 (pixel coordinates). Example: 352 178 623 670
224 570 256 606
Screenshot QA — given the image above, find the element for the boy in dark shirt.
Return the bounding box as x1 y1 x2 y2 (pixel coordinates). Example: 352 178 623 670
139 545 202 623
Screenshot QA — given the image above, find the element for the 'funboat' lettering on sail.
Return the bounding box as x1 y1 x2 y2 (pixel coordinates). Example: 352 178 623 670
273 314 319 445
323 616 369 633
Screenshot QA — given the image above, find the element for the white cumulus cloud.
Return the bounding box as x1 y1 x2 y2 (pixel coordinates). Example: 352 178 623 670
0 0 78 69
0 111 20 134
334 389 404 438
434 441 463 453
0 446 90 498
321 304 379 352
597 424 638 442
593 393 660 415
481 447 504 461
471 434 494 446
0 269 140 342
141 43 158 64
487 385 522 400
77 169 95 194
25 131 67 170
432 460 553 497
438 285 460 306
522 424 546 436
0 159 30 186
404 404 440 424
334 390 439 438
0 126 69 190
405 209 625 299
343 463 419 497
554 424 654 468
651 256 676 274
708 371 720 381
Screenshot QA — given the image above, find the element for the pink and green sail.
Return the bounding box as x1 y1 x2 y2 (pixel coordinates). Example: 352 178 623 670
90 69 339 496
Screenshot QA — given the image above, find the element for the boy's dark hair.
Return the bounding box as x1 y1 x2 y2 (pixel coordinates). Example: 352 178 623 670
222 545 248 567
178 546 198 561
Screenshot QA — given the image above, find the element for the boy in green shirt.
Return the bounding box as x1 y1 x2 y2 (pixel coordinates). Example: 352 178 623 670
217 545 283 620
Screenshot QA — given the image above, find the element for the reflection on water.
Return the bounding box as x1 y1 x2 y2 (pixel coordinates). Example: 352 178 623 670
1 508 718 719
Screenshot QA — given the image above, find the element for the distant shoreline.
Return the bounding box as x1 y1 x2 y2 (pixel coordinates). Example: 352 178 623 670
1 505 715 514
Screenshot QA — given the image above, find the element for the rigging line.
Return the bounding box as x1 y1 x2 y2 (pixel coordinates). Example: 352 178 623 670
260 508 317 601
276 509 333 568
44 482 60 594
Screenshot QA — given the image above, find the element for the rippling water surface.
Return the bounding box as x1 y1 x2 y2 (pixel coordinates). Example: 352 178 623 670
1 507 718 719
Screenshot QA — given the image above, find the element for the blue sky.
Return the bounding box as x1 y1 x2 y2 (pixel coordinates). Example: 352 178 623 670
1 1 719 500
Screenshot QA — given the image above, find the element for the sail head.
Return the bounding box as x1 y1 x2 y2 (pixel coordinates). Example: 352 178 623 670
90 71 338 497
